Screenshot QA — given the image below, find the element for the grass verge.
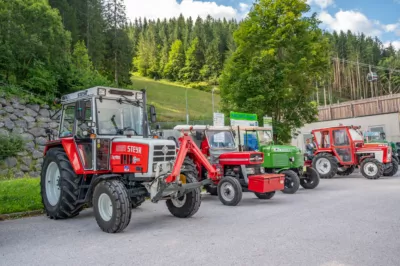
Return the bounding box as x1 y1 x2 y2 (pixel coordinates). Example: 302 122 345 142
130 75 221 122
0 178 43 215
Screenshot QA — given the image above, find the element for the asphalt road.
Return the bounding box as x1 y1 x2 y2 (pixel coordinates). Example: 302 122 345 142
1 172 400 266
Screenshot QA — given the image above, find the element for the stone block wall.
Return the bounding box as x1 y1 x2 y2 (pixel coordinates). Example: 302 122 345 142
0 97 60 178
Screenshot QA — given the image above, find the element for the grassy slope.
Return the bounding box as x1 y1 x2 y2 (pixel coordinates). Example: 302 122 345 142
129 76 221 122
0 178 42 214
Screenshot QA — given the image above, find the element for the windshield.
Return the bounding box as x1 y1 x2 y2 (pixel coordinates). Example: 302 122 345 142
257 130 273 145
96 98 144 135
349 129 363 141
206 130 236 149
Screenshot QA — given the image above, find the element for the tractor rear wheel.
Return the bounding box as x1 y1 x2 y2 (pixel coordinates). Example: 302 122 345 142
300 167 320 189
360 158 384 179
383 158 399 176
40 148 83 219
254 191 275 199
312 153 338 179
166 169 201 218
217 176 243 206
93 179 132 233
281 170 300 194
336 165 355 176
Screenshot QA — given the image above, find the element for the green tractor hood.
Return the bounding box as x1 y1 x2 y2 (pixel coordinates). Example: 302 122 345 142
260 144 304 169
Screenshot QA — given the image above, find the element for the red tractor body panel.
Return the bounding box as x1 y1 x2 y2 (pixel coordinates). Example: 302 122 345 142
110 142 150 173
248 174 285 193
219 151 263 165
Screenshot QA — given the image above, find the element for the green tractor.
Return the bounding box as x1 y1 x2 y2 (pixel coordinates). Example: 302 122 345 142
363 131 399 176
232 126 320 194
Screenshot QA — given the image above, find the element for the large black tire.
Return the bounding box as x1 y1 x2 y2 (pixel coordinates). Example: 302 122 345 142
254 191 275 199
281 170 300 194
312 153 338 179
360 158 384 180
300 167 320 189
166 169 201 218
93 179 132 233
383 157 399 176
40 148 83 219
217 176 243 206
336 165 355 176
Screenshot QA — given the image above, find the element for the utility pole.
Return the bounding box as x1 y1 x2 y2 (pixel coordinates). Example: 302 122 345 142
369 64 373 98
212 87 215 114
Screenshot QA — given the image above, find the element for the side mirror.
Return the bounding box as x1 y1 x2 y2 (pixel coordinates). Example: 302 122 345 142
75 100 86 121
149 105 156 123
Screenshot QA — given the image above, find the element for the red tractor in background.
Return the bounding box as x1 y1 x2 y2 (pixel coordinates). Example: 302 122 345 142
171 125 285 206
309 125 397 179
41 87 212 233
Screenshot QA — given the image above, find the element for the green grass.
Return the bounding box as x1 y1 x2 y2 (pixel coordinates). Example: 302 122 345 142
129 76 221 122
0 178 43 215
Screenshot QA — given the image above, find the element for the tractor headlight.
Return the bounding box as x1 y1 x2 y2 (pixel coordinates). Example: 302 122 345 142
246 168 255 175
260 167 265 174
98 88 106 96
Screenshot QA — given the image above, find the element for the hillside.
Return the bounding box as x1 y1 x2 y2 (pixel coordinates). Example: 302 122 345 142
129 76 221 122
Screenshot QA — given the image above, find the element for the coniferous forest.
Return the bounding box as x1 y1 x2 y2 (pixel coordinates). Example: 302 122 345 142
0 0 399 105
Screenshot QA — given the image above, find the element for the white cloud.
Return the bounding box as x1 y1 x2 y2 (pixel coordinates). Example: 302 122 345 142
384 41 400 50
318 10 383 37
125 0 249 21
383 23 399 32
307 0 334 9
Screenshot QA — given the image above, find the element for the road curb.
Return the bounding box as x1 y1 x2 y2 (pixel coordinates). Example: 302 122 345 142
0 210 44 221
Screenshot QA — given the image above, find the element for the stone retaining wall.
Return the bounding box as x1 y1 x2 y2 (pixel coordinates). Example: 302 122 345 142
0 97 60 178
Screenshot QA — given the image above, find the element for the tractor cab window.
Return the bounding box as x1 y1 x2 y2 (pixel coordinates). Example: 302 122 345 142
206 130 235 149
349 129 363 141
257 130 273 145
96 99 143 136
76 100 92 139
333 129 349 146
60 103 75 138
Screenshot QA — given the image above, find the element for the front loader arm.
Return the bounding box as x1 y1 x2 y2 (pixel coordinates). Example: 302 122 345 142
165 134 218 183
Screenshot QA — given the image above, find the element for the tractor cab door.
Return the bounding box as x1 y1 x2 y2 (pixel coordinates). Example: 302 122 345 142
331 128 355 165
74 100 94 170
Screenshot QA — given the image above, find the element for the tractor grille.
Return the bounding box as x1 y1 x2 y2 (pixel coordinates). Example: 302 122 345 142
153 145 176 162
273 154 290 167
120 154 138 165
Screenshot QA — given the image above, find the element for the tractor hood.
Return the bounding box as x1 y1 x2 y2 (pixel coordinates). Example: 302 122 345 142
218 151 263 165
261 144 301 154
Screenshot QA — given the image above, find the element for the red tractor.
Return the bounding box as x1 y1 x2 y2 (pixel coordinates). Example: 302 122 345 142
170 125 285 206
310 125 397 179
40 87 211 233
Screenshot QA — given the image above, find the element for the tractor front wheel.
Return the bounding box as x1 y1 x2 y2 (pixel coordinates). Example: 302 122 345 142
217 176 243 206
300 167 320 189
336 165 355 176
281 170 300 194
383 158 399 177
167 173 201 218
93 179 132 233
312 153 338 179
40 148 83 219
254 191 275 199
360 158 384 179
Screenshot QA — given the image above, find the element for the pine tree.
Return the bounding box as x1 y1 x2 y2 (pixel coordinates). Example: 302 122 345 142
164 40 185 80
181 37 204 81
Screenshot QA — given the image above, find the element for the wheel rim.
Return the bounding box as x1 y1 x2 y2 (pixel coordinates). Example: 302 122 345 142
364 162 378 176
220 182 235 202
171 195 187 208
98 193 113 222
45 162 61 206
284 175 294 188
316 158 331 174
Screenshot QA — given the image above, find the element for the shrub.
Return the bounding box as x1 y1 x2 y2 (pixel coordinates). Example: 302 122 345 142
0 134 25 160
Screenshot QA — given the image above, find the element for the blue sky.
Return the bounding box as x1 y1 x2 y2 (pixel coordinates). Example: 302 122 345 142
126 0 400 49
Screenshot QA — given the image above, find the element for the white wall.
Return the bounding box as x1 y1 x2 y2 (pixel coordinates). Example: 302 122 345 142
291 113 400 151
